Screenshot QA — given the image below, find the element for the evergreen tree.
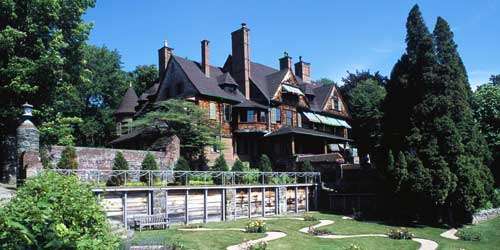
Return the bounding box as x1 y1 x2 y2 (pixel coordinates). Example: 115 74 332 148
232 159 246 172
382 5 493 223
107 151 128 186
213 155 229 172
57 146 78 169
140 152 158 184
174 156 190 171
258 155 273 172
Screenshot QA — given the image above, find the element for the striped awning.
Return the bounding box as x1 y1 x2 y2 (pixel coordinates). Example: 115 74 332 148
282 84 305 96
301 112 351 128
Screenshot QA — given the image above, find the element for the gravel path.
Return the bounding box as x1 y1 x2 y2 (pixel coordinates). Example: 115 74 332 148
440 228 459 240
298 219 334 233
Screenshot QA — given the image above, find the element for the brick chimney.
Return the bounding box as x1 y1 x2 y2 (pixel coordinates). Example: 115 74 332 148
294 56 311 83
231 23 251 99
158 40 174 81
201 40 210 77
279 52 292 71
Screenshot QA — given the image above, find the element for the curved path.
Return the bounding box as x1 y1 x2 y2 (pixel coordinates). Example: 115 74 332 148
299 219 439 250
440 228 459 240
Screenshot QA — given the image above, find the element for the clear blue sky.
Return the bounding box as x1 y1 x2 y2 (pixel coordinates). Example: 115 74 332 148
84 0 499 88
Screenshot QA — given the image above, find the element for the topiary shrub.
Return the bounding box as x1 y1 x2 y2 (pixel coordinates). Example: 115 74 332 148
57 146 78 169
107 151 129 186
457 228 482 241
0 171 119 249
388 227 414 240
140 152 158 184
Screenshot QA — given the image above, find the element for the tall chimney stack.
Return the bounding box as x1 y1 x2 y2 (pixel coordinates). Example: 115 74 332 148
279 52 292 71
201 40 210 77
295 56 311 83
231 23 251 99
158 40 174 81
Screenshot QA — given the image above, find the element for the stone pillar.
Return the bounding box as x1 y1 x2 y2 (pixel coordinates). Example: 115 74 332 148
16 103 39 184
278 186 287 214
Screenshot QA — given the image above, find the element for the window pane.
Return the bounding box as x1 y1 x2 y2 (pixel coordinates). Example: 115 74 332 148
275 108 281 122
247 110 255 122
223 104 232 122
286 110 293 126
240 110 247 122
209 102 216 119
270 108 276 124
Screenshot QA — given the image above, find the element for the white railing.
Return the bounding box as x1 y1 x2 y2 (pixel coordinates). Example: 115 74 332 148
49 169 321 187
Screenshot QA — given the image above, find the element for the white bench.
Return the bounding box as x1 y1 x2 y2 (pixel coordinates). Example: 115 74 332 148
130 213 170 231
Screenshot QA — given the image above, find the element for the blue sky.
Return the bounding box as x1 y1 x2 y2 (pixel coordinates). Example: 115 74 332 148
84 0 499 88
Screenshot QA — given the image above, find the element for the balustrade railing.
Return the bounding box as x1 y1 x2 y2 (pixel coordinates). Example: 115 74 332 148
49 169 321 187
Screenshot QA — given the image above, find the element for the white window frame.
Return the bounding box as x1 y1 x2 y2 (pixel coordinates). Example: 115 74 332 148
209 102 217 120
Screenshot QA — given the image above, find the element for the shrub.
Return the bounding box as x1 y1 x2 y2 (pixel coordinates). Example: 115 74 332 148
213 155 229 171
242 168 260 184
303 213 318 221
308 226 330 236
175 156 191 171
388 227 414 240
245 220 267 233
493 189 500 208
344 244 364 250
107 151 129 186
232 159 245 172
300 160 313 172
0 172 119 249
140 152 159 184
269 175 294 184
249 241 267 250
188 174 214 185
457 228 482 241
258 155 273 172
57 146 78 169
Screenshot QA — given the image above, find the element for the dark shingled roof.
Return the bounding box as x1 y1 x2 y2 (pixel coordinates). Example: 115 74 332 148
173 56 243 102
264 126 352 142
310 84 334 111
115 86 139 115
139 82 160 101
217 72 238 87
233 99 268 109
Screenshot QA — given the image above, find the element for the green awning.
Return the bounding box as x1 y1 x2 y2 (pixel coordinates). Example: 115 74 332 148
282 84 305 96
337 119 352 129
303 112 321 123
301 112 351 128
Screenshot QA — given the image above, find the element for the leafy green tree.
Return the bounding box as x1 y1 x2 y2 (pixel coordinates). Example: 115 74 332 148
0 0 95 140
132 99 219 163
174 156 190 171
489 74 499 86
340 70 387 98
107 151 128 186
129 65 158 94
39 115 82 146
347 79 386 164
140 152 158 184
473 82 500 185
0 171 119 249
57 146 78 169
258 155 273 172
315 78 336 86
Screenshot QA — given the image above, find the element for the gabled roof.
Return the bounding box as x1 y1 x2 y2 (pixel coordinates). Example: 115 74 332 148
217 72 238 87
139 82 160 102
173 56 244 102
115 86 139 115
310 84 334 111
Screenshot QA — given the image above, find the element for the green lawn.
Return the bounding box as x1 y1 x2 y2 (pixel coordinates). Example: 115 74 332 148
131 212 500 250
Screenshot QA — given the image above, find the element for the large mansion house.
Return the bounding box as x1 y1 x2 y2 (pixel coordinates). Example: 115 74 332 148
112 24 356 171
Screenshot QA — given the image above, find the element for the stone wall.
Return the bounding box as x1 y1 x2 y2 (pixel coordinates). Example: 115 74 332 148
45 143 179 171
471 207 500 224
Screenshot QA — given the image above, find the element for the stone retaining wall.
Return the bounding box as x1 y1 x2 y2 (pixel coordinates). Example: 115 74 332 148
472 207 500 224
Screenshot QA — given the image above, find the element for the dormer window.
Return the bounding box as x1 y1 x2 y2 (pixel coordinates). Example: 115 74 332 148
332 97 342 111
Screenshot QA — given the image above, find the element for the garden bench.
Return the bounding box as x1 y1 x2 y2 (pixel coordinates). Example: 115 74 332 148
130 213 170 231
